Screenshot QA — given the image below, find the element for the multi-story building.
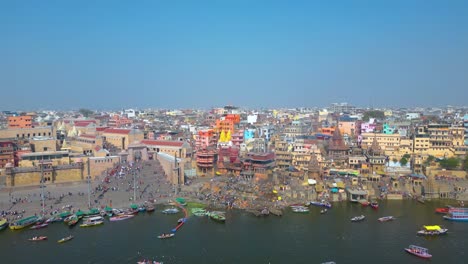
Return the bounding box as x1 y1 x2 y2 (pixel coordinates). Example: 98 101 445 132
102 128 144 150
274 140 292 169
328 103 356 113
0 140 14 168
141 139 192 159
243 152 275 173
195 129 217 150
231 131 244 148
29 136 57 152
360 133 401 159
0 126 55 140
108 115 133 128
414 124 466 158
215 114 240 133
338 117 358 137
284 121 308 139
8 115 32 129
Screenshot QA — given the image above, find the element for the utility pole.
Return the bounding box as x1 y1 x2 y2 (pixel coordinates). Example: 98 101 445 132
133 171 136 202
87 159 91 209
175 152 178 196
40 160 45 217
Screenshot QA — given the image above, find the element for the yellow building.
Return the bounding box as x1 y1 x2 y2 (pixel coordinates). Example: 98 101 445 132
29 136 57 152
18 151 71 167
67 134 104 156
414 124 466 158
360 133 401 159
102 128 144 150
0 126 55 140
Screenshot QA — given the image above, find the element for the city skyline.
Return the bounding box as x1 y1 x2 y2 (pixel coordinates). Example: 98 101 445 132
1 1 468 110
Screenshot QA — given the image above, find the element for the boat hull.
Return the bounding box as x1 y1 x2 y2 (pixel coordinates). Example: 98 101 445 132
405 249 432 259
443 216 468 222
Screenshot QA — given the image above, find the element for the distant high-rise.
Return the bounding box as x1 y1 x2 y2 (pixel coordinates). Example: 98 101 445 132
328 103 356 114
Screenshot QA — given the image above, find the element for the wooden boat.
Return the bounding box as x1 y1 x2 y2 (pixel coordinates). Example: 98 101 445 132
309 201 332 208
137 260 164 264
291 206 309 213
404 245 432 259
145 205 155 212
162 208 179 214
370 201 379 209
80 216 104 227
9 216 39 230
290 203 307 208
157 233 175 239
209 212 226 222
177 218 186 224
0 219 9 231
351 215 365 222
378 216 395 222
191 208 207 216
67 215 79 227
443 207 468 222
28 236 48 241
435 208 449 214
359 199 370 207
58 235 74 243
110 214 134 222
417 225 448 236
417 197 425 204
30 223 48 230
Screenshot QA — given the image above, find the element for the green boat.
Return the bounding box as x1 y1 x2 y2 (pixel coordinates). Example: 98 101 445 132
67 215 79 226
176 198 187 206
9 216 39 230
209 212 226 222
84 208 100 216
75 211 85 218
191 208 207 216
0 219 9 231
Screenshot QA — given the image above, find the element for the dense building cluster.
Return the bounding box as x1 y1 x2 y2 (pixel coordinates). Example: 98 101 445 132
1 104 467 188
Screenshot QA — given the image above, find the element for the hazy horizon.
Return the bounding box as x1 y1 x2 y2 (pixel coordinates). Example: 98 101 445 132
2 1 467 110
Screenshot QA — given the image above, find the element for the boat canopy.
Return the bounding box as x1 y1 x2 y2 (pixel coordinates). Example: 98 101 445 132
176 197 186 204
130 204 138 209
423 225 441 231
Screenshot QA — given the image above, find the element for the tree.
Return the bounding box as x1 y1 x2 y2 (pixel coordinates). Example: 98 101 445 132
363 110 385 122
78 109 94 118
439 157 460 170
400 157 408 166
403 154 411 159
463 156 468 171
424 155 435 166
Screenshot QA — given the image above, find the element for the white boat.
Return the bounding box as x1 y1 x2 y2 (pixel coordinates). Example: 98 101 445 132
378 216 395 222
292 206 309 213
80 216 104 227
162 208 179 214
351 215 365 222
157 233 175 239
110 214 135 222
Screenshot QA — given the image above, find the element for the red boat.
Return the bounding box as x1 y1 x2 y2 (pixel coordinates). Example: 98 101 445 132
435 208 449 214
405 245 432 259
370 201 379 209
359 200 370 207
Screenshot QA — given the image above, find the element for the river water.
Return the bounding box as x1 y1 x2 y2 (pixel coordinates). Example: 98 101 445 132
0 200 465 264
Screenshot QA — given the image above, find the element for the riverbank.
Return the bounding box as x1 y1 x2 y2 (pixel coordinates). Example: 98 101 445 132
2 159 468 222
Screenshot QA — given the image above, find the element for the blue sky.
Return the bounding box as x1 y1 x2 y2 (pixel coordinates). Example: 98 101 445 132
1 1 467 110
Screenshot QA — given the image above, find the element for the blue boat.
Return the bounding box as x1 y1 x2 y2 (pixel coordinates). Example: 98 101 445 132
443 207 468 222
